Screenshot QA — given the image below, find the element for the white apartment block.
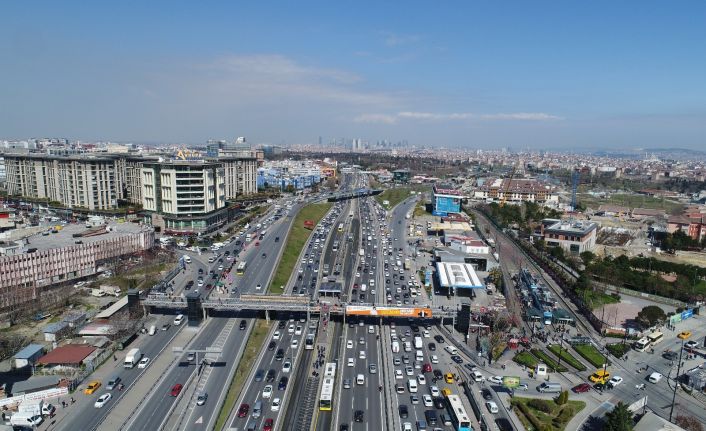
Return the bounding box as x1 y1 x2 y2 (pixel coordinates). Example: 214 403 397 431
540 219 598 254
219 156 258 199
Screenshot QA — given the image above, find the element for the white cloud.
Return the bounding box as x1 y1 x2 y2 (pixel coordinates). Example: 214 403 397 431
356 111 562 123
384 33 421 47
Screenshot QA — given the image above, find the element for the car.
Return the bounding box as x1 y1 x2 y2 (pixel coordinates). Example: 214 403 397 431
572 383 591 393
451 355 463 364
423 394 433 407
486 401 499 414
441 387 452 397
663 350 679 360
347 340 353 349
369 364 378 374
275 349 284 361
196 392 208 406
405 366 414 376
271 397 281 411
399 404 409 418
255 369 265 382
239 320 247 330
402 422 412 431
283 360 292 373
237 403 249 418
430 386 440 397
354 410 364 422
678 331 692 340
278 377 288 390
422 363 432 373
434 397 445 409
84 381 101 395
481 388 493 400
138 357 151 369
410 394 419 405
685 340 699 349
430 354 439 364
94 393 112 408
417 374 426 385
608 376 624 388
471 371 485 382
263 418 274 431
262 385 273 399
428 343 436 351
488 375 503 385
161 323 171 331
170 383 184 397
444 373 454 384
291 339 299 349
589 370 611 384
434 335 445 343
359 351 366 359
395 369 404 379
186 352 195 362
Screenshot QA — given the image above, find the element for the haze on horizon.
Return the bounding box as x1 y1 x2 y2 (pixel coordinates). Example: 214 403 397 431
1 1 705 150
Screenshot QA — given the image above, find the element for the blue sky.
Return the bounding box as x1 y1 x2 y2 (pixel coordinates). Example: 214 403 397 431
2 1 705 149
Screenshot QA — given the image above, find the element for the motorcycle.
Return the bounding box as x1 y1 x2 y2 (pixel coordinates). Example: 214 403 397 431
635 383 646 390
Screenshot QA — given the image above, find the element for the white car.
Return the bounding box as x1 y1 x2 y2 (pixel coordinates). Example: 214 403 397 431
471 371 485 382
348 358 355 367
271 398 281 411
359 351 366 359
608 376 624 388
288 324 295 333
347 340 354 349
486 401 499 414
137 357 151 369
417 374 426 385
430 386 440 397
403 422 412 431
291 339 299 349
94 393 112 408
422 394 433 407
395 369 404 379
405 366 414 376
685 340 699 349
273 331 281 340
430 355 439 364
262 385 273 399
489 375 504 384
283 360 292 373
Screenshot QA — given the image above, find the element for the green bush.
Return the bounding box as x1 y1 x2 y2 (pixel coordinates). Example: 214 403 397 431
547 344 587 371
514 400 545 431
572 344 608 368
531 349 568 372
556 405 574 422
555 390 568 406
514 351 539 368
528 398 554 413
605 343 631 358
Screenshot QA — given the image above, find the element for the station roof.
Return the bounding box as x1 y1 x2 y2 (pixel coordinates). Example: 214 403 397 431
436 262 484 289
94 296 128 319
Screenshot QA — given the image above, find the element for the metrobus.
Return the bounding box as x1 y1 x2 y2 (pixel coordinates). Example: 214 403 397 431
633 337 651 352
337 223 344 232
446 394 472 431
236 261 247 275
319 376 335 411
324 362 336 377
305 333 315 350
647 331 664 346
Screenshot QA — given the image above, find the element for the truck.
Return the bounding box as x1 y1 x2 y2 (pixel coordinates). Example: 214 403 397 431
10 412 44 427
404 259 411 270
392 341 400 353
91 289 107 297
101 285 121 297
124 348 142 368
413 336 423 350
19 399 55 416
245 233 253 242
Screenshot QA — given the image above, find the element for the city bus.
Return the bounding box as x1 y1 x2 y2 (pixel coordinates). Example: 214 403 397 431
236 261 247 275
446 394 472 431
305 333 315 350
324 362 336 377
633 337 651 352
338 223 344 232
319 376 334 411
647 331 664 346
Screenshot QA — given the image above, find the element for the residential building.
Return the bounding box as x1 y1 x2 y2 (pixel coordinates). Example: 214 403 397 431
540 218 598 254
473 178 558 206
218 156 259 199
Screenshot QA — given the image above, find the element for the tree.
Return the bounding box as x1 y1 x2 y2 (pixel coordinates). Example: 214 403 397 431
555 390 568 405
636 305 666 329
580 251 596 267
604 402 633 431
675 415 705 431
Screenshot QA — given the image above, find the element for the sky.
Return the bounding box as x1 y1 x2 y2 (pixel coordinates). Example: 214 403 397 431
1 1 705 150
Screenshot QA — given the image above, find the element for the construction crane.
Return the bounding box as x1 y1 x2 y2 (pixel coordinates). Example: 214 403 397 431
499 163 518 207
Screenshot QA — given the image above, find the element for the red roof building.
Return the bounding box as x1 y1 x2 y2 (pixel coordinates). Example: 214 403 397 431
37 345 96 367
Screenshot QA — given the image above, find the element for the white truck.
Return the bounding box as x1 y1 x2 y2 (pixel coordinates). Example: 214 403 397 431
10 412 44 427
101 285 121 297
413 336 423 350
19 399 55 416
124 348 142 368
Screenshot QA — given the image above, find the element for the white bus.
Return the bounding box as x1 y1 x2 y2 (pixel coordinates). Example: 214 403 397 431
236 261 247 275
633 337 651 352
647 331 664 346
319 377 334 411
324 362 336 377
447 394 472 431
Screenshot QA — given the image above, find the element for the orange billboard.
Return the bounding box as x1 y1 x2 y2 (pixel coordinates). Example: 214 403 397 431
345 306 432 318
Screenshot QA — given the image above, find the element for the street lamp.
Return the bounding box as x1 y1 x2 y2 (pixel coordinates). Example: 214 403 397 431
669 337 686 422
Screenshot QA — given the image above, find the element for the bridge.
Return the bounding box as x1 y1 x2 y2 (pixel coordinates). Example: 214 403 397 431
142 293 455 319
326 188 383 202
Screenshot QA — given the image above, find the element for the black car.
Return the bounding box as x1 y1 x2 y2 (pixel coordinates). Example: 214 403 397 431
254 369 265 382
266 369 276 382
433 370 443 380
354 410 364 422
267 341 276 351
239 320 247 330
278 376 288 390
275 349 284 361
433 397 445 409
495 418 514 431
425 409 437 425
663 351 678 360
278 321 286 329
198 268 204 274
434 335 445 343
275 237 280 242
399 404 408 418
451 355 463 364
481 388 493 400
339 424 349 431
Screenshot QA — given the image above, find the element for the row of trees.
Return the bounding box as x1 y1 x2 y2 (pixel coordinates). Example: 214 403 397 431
602 402 703 431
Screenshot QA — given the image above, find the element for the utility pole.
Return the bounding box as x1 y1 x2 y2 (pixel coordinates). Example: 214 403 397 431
669 337 685 422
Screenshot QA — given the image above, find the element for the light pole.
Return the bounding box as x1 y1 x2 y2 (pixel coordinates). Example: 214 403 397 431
669 337 685 422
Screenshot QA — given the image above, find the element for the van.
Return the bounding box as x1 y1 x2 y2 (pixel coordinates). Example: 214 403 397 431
252 400 262 418
537 382 562 393
408 379 418 393
392 341 400 353
648 372 663 383
148 325 156 336
361 284 367 292
106 376 122 390
416 419 428 431
444 346 458 355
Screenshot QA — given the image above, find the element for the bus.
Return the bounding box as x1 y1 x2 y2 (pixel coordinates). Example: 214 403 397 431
319 376 335 411
305 333 315 350
647 331 664 346
446 394 472 431
338 223 344 232
236 261 247 275
633 337 651 352
324 362 336 377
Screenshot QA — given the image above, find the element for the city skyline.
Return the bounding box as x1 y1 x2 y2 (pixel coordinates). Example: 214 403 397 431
1 2 705 149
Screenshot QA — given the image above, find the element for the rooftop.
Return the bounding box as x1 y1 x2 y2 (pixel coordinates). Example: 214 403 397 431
13 343 44 359
543 219 598 236
43 321 69 334
436 262 484 289
25 222 148 252
37 344 96 366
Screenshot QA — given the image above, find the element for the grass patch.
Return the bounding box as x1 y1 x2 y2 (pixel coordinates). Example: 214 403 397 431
213 319 272 431
269 202 333 294
547 344 587 371
492 342 507 361
572 344 608 368
578 192 683 214
512 396 586 431
530 349 568 372
513 351 539 368
605 343 631 358
578 289 620 309
375 187 413 209
413 201 427 217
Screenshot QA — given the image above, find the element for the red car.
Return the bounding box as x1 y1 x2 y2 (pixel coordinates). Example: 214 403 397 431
237 403 249 418
353 283 359 289
255 241 260 246
422 363 432 373
170 384 183 397
263 418 274 431
572 383 591 393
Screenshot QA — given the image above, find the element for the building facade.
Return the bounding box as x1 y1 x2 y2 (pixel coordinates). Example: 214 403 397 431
432 185 466 216
474 178 559 206
218 156 259 199
540 219 598 254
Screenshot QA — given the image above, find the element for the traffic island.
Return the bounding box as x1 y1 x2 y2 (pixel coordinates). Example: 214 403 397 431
572 344 608 368
511 396 585 431
547 344 587 371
